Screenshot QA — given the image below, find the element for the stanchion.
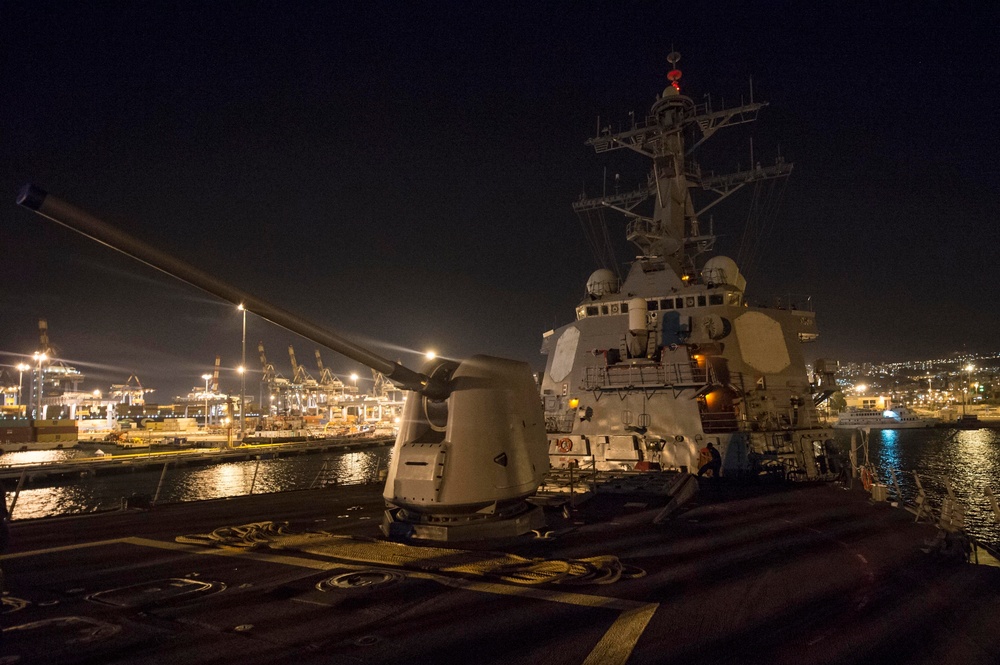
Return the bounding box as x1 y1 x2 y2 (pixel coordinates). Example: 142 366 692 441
8 471 27 517
152 462 170 506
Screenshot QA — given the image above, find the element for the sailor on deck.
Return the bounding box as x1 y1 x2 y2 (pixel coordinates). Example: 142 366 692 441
698 442 722 478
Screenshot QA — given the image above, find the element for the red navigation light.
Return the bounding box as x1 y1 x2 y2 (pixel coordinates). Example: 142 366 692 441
668 69 682 81
671 81 681 91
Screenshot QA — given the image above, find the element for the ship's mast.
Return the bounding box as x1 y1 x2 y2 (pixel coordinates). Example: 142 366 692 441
573 52 793 275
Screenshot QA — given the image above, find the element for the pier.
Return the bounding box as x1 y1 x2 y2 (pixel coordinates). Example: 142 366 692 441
0 436 394 488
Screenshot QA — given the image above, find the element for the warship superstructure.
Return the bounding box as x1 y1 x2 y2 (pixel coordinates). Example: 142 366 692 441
540 54 836 478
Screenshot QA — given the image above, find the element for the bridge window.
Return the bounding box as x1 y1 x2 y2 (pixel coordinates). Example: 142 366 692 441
586 306 598 316
697 296 706 307
660 299 673 309
675 298 684 309
709 294 724 305
601 305 609 315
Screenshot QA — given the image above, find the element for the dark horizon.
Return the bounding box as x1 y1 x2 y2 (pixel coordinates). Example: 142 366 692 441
2 2 998 400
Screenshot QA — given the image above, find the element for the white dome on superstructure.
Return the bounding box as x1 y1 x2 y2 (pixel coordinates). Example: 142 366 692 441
701 256 746 292
586 269 619 297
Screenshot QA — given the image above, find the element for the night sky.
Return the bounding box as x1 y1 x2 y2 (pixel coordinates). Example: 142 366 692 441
2 2 998 401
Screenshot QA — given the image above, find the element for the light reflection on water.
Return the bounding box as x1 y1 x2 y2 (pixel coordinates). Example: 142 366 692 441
3 447 393 521
838 428 1000 548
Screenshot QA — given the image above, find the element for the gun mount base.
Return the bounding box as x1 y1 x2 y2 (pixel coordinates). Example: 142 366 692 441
382 503 545 542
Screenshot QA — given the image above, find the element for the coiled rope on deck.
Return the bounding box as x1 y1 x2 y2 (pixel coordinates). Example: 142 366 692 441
176 521 296 549
176 521 645 586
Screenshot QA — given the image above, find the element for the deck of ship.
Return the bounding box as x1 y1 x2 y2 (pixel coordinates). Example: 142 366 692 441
2 478 999 664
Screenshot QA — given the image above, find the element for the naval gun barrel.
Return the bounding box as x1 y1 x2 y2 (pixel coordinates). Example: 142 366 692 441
17 184 447 399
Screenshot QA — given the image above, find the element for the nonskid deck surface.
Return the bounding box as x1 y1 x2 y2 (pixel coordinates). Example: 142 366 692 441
2 481 999 664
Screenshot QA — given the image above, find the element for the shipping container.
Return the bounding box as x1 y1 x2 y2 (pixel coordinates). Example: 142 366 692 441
33 433 79 443
33 426 77 435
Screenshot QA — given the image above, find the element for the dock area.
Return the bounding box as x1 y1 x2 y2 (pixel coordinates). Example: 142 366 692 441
0 436 394 488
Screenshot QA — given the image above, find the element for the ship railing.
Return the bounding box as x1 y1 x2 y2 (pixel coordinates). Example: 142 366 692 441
871 467 1000 564
700 412 740 433
583 363 708 391
545 413 576 434
625 217 656 241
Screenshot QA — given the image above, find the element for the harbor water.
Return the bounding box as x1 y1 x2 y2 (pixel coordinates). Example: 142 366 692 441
834 427 1000 549
3 430 998 549
1 445 392 522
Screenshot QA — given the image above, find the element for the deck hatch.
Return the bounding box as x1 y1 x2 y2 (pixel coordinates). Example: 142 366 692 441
87 578 223 608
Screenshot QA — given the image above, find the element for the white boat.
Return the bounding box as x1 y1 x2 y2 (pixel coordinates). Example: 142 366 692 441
832 406 938 429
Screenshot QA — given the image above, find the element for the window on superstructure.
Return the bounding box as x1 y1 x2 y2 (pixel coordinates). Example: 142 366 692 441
586 306 598 316
601 305 609 315
697 296 706 307
621 302 628 312
647 300 658 311
661 299 673 309
675 298 684 309
686 297 695 307
709 294 724 305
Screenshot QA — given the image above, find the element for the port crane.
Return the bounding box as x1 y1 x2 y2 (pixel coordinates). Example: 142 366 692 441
257 342 288 415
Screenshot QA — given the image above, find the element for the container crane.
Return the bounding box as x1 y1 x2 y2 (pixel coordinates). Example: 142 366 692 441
258 342 288 416
314 349 337 387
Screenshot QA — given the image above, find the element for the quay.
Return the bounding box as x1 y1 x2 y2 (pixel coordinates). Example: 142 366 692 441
0 436 394 488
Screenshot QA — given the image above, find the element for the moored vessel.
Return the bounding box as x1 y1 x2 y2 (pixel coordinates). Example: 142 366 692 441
833 406 939 429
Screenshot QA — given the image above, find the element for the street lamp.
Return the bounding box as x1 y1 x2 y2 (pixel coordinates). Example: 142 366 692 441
16 363 29 412
202 373 212 429
963 364 975 417
32 352 47 419
238 304 246 438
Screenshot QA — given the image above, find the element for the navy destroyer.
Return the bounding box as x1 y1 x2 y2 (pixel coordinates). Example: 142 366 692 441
541 53 836 478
